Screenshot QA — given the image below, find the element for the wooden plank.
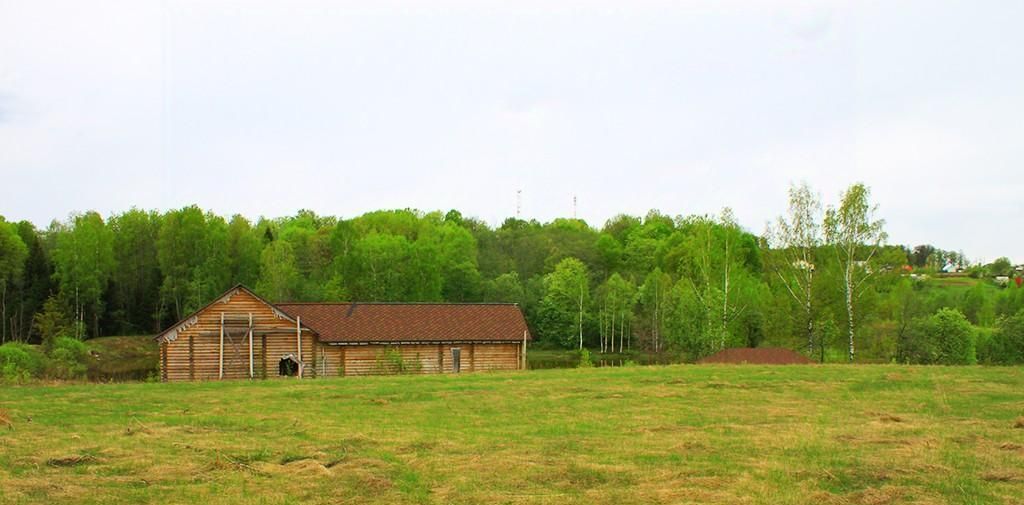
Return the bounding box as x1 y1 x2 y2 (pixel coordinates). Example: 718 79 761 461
161 343 168 381
189 335 194 380
248 313 254 379
218 312 224 380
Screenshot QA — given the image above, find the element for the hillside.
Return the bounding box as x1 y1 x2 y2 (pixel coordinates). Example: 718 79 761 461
84 336 158 381
2 365 1023 504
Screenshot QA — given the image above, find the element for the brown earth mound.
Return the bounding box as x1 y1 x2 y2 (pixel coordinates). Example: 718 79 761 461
698 347 812 365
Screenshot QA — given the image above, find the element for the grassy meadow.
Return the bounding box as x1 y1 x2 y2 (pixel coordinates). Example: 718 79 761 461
1 365 1023 505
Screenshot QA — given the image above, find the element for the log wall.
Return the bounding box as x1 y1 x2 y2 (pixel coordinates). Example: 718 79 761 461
157 288 524 381
159 288 315 381
317 342 521 376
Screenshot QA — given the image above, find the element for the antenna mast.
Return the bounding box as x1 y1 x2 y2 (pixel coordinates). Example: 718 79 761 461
573 194 577 219
516 189 522 219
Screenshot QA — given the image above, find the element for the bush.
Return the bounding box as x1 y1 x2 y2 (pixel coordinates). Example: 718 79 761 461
984 310 1024 365
903 308 976 365
0 343 44 382
46 337 88 380
577 348 593 368
373 346 421 374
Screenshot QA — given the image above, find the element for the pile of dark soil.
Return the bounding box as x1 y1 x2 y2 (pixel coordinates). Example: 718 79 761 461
697 347 812 365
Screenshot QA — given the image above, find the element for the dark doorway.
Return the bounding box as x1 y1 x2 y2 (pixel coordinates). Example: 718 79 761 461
278 356 299 377
451 348 461 373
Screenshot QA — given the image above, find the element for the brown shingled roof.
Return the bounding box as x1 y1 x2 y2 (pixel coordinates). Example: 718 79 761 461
274 302 532 344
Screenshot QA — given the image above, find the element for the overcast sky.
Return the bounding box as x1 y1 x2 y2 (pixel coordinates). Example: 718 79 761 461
1 1 1021 263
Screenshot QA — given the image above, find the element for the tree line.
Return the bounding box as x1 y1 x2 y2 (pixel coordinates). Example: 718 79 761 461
1 182 1022 364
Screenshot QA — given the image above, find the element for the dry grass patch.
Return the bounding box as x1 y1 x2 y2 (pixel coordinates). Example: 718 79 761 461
46 454 97 467
0 408 12 430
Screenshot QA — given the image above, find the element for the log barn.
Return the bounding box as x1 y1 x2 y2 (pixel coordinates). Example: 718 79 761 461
154 285 531 381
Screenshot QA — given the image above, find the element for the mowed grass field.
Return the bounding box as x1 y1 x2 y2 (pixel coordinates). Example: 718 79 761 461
2 365 1023 505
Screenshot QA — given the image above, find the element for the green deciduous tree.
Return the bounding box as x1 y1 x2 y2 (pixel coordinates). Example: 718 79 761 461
824 183 887 362
982 310 1024 364
903 308 976 365
538 258 590 348
765 182 822 356
256 240 302 301
51 211 115 338
108 209 162 334
0 217 28 343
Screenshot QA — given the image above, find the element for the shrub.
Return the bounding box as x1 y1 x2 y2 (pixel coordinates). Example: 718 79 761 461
985 310 1024 365
373 347 421 374
46 337 88 380
0 343 44 382
904 308 976 365
577 348 593 368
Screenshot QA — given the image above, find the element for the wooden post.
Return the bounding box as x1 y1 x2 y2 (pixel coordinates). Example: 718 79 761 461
340 346 347 377
188 335 195 381
261 335 267 379
296 316 302 379
248 313 254 379
522 330 528 370
161 342 168 382
219 312 224 380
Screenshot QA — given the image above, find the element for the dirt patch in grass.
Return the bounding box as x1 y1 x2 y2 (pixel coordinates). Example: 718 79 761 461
0 408 12 430
1014 417 1024 429
698 347 813 364
46 455 97 467
981 471 1021 482
851 485 905 505
866 412 906 423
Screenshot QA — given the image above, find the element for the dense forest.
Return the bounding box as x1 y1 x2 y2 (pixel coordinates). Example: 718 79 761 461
1 182 1022 366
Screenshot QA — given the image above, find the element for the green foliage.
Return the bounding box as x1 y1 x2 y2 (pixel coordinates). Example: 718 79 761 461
0 342 43 382
981 310 1024 364
538 258 589 347
988 257 1013 277
577 348 593 368
0 218 28 300
374 347 422 374
46 336 88 380
0 180 1019 364
256 240 302 301
903 308 976 365
33 295 73 346
108 209 162 334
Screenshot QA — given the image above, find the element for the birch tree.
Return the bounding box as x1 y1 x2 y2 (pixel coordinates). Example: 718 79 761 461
824 183 887 362
538 258 590 349
765 182 822 356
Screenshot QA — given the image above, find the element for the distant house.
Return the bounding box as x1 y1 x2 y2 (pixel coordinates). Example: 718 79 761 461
792 260 815 272
154 285 531 382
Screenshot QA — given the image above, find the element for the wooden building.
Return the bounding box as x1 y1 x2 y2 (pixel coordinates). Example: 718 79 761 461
154 285 531 381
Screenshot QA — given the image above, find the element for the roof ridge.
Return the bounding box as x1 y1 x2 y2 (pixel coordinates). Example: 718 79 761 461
274 301 521 306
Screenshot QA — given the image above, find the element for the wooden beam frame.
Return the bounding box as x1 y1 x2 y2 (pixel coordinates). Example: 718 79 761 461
248 313 254 379
296 316 303 379
218 312 224 380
